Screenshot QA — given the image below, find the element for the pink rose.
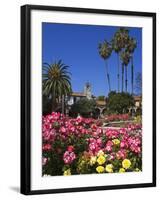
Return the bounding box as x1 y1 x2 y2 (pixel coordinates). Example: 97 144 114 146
60 126 66 133
105 140 113 152
116 150 126 159
63 150 76 164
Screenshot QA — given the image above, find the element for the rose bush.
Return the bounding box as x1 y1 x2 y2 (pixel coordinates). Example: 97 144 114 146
42 112 142 176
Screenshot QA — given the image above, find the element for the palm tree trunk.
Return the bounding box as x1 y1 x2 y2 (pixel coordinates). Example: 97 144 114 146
122 63 124 92
125 65 128 92
131 55 134 95
52 89 56 111
61 95 65 114
117 53 120 92
52 97 56 111
105 60 111 92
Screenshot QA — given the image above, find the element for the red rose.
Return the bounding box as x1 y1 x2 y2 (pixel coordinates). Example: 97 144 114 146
67 145 74 152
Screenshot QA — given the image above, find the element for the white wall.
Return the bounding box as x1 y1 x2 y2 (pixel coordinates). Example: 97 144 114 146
0 0 159 199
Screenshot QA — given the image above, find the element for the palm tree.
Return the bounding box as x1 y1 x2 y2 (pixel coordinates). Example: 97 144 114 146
118 27 129 46
112 27 129 92
42 60 72 112
112 36 121 93
126 37 137 95
120 50 130 92
98 40 112 92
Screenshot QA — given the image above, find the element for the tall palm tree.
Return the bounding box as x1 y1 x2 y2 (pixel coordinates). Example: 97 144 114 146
120 50 130 92
98 40 112 92
112 36 121 93
126 37 137 95
43 60 72 111
112 27 129 92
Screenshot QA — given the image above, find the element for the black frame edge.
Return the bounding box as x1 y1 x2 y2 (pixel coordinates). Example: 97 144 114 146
20 5 31 195
27 183 154 195
22 4 156 16
152 13 156 187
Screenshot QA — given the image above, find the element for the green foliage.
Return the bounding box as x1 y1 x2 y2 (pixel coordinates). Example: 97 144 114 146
126 37 137 53
70 98 96 118
120 50 131 66
97 95 105 101
107 92 134 114
42 94 52 115
112 27 129 52
98 40 112 60
134 115 142 124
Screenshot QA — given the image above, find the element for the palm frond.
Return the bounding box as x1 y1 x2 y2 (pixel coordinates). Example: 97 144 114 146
42 60 72 104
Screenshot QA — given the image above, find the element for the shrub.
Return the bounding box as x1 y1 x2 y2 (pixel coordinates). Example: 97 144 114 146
70 98 96 118
107 92 134 114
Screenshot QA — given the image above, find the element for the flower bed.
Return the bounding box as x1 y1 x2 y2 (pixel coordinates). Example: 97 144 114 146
42 112 142 176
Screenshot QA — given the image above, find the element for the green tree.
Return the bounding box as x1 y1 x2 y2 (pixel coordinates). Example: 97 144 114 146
107 92 134 114
70 98 96 118
98 40 112 92
43 60 72 111
126 37 137 95
120 50 131 92
97 95 105 101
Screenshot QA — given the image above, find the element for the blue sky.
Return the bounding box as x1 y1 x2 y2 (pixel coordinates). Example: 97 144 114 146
42 23 142 97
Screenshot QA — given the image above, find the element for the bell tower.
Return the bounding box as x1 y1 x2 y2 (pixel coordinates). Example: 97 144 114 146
84 82 92 99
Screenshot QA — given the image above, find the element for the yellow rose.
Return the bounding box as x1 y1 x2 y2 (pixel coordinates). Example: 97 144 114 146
112 139 120 145
96 166 105 173
105 164 113 173
63 169 71 176
119 168 125 173
122 159 131 169
97 155 106 165
90 156 97 166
